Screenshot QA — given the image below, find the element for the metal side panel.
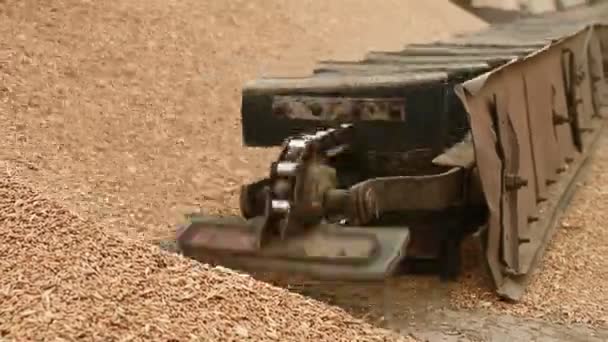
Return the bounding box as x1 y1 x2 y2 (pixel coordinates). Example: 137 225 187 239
455 24 607 301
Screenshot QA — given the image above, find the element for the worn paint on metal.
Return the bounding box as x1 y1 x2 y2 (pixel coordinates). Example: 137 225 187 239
455 24 608 299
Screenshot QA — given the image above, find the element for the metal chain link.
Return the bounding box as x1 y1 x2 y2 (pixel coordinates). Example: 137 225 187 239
265 124 354 235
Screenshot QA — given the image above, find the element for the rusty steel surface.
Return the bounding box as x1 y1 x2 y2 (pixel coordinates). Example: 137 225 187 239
272 96 407 122
174 2 608 301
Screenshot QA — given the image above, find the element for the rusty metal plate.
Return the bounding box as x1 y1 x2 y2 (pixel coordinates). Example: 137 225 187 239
272 96 407 122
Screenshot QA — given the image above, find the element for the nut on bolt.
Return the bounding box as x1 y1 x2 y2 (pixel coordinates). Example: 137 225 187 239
505 174 527 191
274 162 299 177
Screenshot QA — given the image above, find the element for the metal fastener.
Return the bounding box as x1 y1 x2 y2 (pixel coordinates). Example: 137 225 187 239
505 174 527 191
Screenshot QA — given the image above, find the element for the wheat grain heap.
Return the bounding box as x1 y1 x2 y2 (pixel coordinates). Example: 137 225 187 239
0 0 485 340
0 172 418 341
0 0 484 240
0 2 481 338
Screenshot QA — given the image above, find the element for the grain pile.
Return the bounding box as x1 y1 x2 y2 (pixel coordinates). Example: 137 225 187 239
0 0 486 241
0 169 418 342
0 1 488 339
451 134 608 327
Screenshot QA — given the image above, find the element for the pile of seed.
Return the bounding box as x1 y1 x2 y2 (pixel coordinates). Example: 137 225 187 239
0 1 486 340
0 0 485 241
0 170 416 341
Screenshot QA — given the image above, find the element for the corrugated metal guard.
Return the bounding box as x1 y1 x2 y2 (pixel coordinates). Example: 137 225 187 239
455 24 608 300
